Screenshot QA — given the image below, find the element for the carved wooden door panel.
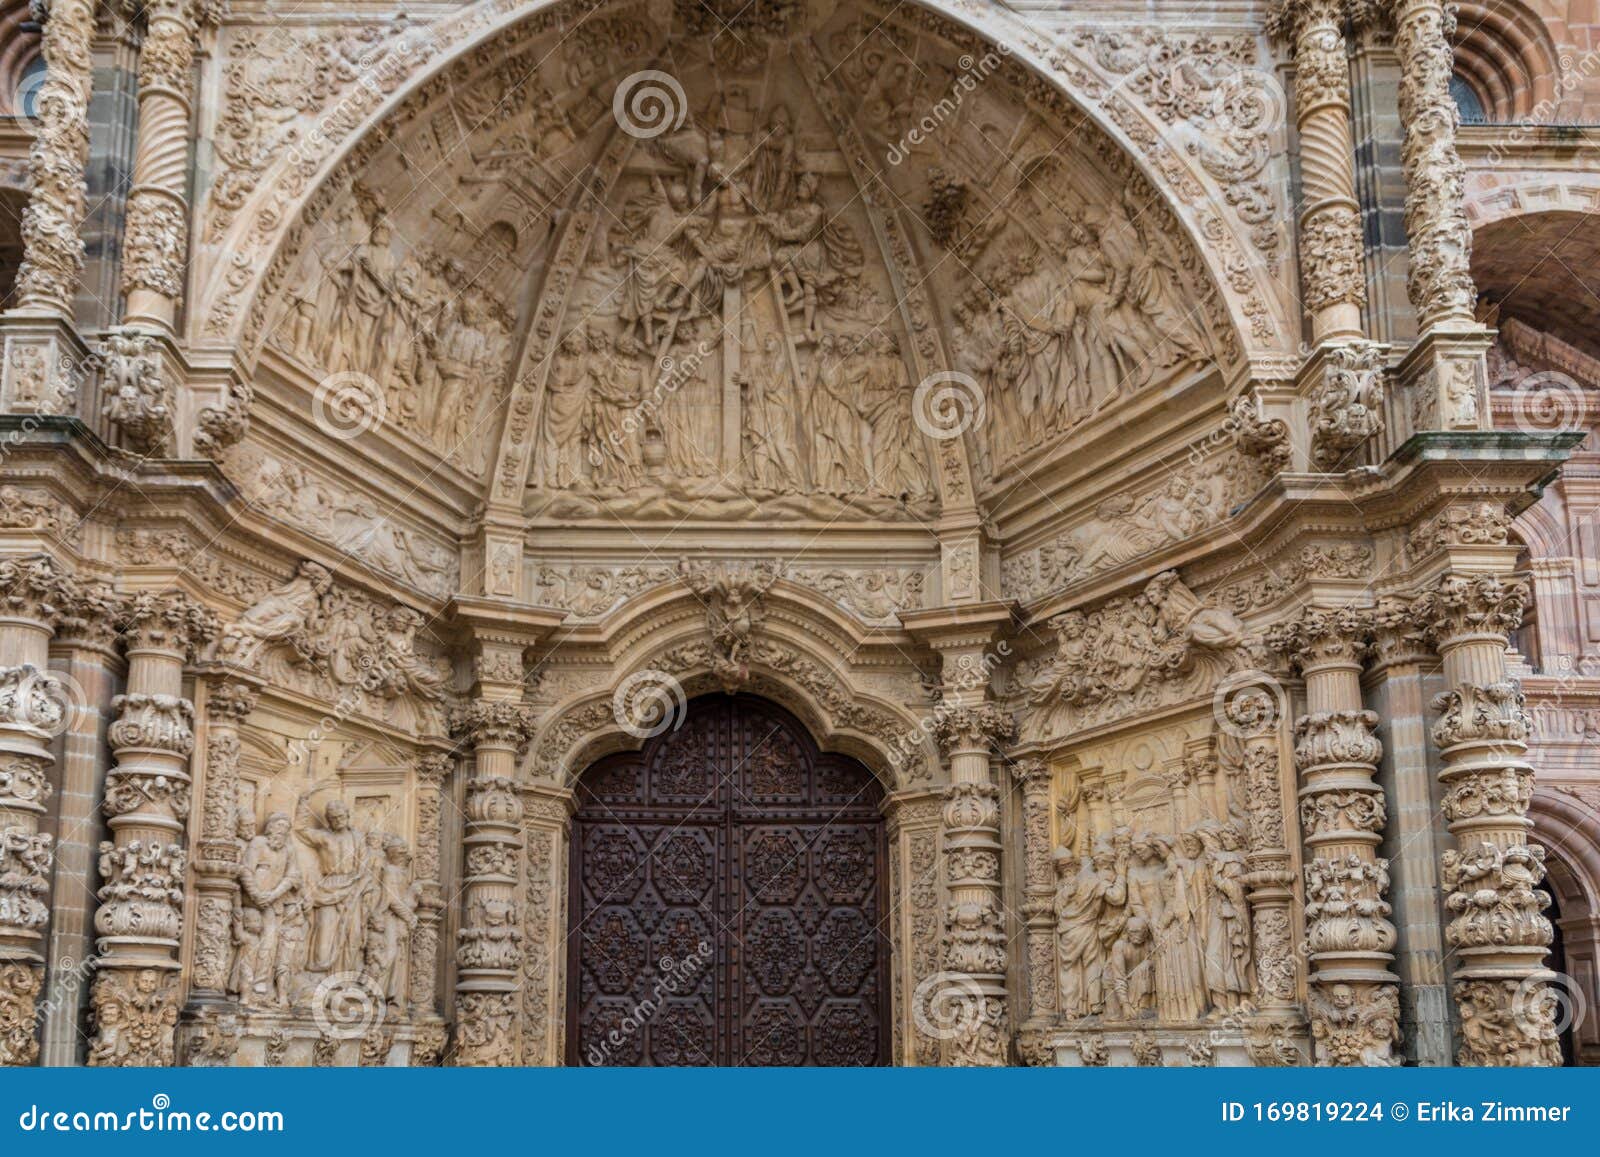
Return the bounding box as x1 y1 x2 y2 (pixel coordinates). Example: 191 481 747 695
569 695 888 1066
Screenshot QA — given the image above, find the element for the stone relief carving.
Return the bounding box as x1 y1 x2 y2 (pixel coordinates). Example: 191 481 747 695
100 331 174 455
225 444 458 596
1001 450 1269 604
214 561 450 732
1071 28 1282 271
1050 738 1257 1027
1027 571 1258 735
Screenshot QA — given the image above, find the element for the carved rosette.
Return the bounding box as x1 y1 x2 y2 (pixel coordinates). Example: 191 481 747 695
0 555 73 1067
1269 608 1399 1065
1415 574 1557 1065
1388 0 1477 329
933 705 1013 1066
89 592 215 1067
1269 0 1366 335
451 702 536 1066
12 0 95 316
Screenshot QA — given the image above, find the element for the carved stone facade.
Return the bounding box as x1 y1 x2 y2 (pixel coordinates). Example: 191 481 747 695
0 0 1594 1069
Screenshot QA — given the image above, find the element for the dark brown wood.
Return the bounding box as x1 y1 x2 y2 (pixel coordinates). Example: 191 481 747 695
567 695 889 1066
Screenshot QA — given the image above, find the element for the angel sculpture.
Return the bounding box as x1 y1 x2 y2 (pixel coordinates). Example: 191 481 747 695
680 561 780 691
217 559 334 665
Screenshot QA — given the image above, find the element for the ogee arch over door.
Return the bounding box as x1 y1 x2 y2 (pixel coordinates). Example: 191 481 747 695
568 695 889 1066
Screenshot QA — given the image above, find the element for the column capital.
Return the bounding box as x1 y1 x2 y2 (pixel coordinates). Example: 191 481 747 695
1267 605 1372 670
450 700 538 754
1414 572 1528 646
0 554 75 628
120 590 219 657
933 704 1015 757
1007 758 1051 790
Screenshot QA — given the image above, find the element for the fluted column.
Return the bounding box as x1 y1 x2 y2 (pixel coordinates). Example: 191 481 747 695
1272 0 1366 343
1221 684 1301 1017
450 701 535 1067
1418 574 1558 1065
409 751 452 1019
11 0 95 320
0 556 73 1066
1269 608 1400 1066
1388 0 1475 333
1010 759 1055 1062
185 667 260 1008
934 704 1015 1067
88 591 216 1067
120 0 200 333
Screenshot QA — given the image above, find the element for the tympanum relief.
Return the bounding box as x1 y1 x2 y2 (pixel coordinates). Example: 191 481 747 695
240 2 1231 534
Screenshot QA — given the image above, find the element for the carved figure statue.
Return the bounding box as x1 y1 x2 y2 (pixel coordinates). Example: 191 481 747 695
218 560 333 663
294 795 370 975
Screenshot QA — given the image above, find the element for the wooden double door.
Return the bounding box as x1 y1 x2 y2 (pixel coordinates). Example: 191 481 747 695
568 695 889 1066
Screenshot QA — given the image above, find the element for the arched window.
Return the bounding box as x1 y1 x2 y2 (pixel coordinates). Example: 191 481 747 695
1451 74 1487 124
14 53 44 121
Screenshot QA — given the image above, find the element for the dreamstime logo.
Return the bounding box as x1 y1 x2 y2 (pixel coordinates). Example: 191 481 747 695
1507 371 1588 436
1207 60 1288 144
1212 670 1286 740
911 971 984 1042
612 71 687 140
912 371 985 440
584 941 713 1066
612 669 687 740
310 972 382 1041
1513 971 1588 1041
0 665 88 740
14 65 47 124
312 372 386 440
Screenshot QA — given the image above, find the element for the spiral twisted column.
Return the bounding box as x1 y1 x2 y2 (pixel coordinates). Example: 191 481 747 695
120 0 203 332
1269 608 1400 1066
88 592 216 1067
1271 0 1366 342
0 556 75 1066
1417 575 1558 1065
449 701 536 1067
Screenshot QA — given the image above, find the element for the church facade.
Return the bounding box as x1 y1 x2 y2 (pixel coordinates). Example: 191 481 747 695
0 0 1597 1068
